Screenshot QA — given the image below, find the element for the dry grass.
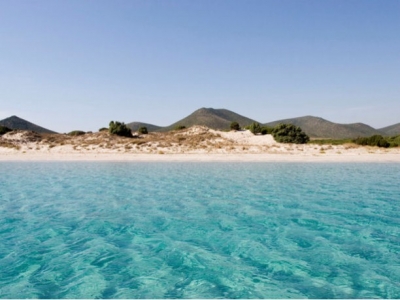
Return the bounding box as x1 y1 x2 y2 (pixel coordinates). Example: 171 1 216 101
0 140 20 149
3 126 395 157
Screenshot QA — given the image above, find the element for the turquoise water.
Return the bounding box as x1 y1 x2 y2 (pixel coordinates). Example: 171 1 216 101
0 162 399 298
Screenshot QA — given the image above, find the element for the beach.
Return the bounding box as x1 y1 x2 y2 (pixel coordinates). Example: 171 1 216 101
1 126 399 162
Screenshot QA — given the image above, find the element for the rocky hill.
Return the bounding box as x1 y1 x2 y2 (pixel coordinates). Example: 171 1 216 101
126 122 162 133
0 116 57 134
159 108 258 132
379 123 400 136
264 116 383 139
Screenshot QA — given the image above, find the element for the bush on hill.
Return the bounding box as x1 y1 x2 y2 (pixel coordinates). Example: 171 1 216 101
99 127 108 132
353 135 390 148
0 125 12 135
386 135 400 147
109 121 132 137
246 122 262 134
230 121 240 131
138 126 148 134
68 130 86 136
272 123 310 144
261 126 273 135
174 125 186 131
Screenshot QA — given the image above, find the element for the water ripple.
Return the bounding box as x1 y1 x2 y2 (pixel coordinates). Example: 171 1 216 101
0 162 399 298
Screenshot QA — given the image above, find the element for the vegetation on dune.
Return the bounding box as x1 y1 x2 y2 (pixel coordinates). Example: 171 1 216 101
109 121 132 137
230 121 240 131
245 122 262 134
0 125 12 135
261 126 273 135
272 123 310 144
386 135 400 147
352 135 397 148
68 130 86 136
138 126 148 134
174 125 186 131
244 122 273 135
308 139 353 145
99 127 108 132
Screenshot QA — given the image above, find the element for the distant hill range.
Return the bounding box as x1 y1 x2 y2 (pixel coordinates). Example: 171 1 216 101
126 122 162 133
2 108 399 138
379 123 400 136
0 115 56 134
264 116 384 139
160 108 257 132
128 108 400 139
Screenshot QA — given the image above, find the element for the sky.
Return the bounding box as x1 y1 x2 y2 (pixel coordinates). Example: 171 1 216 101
0 0 399 133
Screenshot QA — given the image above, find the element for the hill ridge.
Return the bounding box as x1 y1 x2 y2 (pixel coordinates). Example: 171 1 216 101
379 123 400 136
127 110 398 138
153 107 258 132
264 115 384 139
0 115 57 134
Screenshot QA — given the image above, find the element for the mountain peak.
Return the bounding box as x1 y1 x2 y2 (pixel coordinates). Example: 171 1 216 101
159 107 259 131
0 115 57 134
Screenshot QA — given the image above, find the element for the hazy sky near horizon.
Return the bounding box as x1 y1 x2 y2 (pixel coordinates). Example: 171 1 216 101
0 0 399 132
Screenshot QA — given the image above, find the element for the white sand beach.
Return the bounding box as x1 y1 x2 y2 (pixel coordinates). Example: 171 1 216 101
1 126 399 162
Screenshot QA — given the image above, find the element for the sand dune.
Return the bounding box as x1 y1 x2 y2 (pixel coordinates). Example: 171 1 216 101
1 126 399 162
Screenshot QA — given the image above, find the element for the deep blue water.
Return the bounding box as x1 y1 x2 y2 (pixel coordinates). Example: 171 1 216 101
0 162 399 298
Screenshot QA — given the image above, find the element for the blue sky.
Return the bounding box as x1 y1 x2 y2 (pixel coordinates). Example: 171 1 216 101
0 0 399 132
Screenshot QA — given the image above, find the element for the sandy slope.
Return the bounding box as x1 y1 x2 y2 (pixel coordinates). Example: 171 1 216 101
0 126 399 162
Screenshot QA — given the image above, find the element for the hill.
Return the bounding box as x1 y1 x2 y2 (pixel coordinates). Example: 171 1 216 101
159 108 258 132
0 116 57 134
126 122 162 133
264 116 383 139
379 123 400 136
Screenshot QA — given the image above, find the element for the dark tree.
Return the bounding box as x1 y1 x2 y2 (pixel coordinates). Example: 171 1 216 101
138 126 148 134
109 121 132 137
246 122 262 134
174 125 186 131
230 121 240 131
272 123 310 144
261 126 273 135
0 125 12 135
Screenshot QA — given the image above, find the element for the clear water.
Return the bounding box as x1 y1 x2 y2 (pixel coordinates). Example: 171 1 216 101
0 162 399 298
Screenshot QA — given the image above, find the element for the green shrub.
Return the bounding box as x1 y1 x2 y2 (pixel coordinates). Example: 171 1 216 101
0 125 12 135
99 127 108 132
138 126 148 134
174 125 186 131
272 123 310 144
230 121 240 131
109 121 132 137
261 126 273 135
386 135 400 147
353 135 390 148
246 122 262 134
68 130 86 136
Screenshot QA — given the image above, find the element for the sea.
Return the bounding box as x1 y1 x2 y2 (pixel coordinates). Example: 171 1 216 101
0 162 399 298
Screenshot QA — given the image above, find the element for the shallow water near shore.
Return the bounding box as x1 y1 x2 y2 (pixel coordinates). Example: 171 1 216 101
0 162 399 298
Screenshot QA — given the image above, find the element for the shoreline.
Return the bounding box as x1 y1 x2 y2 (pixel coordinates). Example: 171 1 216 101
1 152 399 162
1 128 400 163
